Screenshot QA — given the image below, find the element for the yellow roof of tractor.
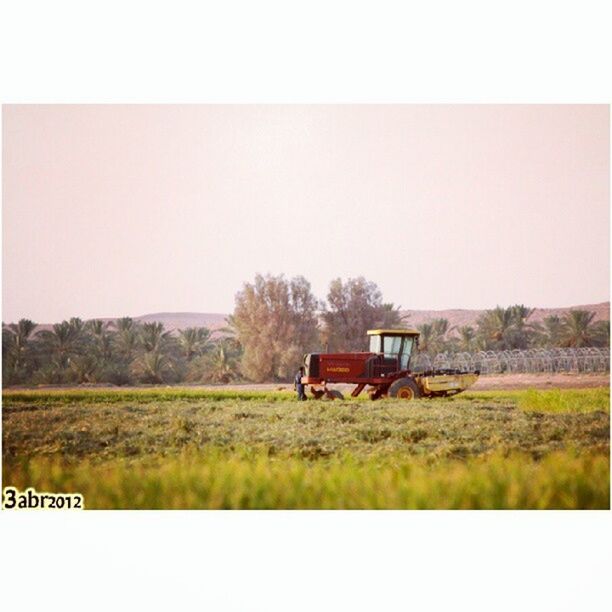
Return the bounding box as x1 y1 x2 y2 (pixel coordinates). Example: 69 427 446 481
366 328 420 336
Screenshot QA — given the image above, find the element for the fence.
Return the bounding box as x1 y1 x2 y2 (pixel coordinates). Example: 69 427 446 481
411 347 610 375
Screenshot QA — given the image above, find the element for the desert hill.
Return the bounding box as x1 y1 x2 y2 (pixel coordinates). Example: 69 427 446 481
25 302 609 335
400 301 610 330
129 302 611 332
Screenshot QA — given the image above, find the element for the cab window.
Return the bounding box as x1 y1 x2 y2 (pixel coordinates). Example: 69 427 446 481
383 335 402 358
369 335 382 353
400 337 414 369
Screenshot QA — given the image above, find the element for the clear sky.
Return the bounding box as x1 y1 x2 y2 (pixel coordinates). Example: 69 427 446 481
2 105 609 323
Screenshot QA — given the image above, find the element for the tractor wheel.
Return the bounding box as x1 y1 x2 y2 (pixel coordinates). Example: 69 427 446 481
388 377 421 400
325 389 345 401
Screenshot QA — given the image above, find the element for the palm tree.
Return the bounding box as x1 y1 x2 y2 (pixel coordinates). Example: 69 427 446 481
416 323 434 354
432 318 452 351
416 319 451 354
532 315 563 347
115 317 135 333
8 319 37 351
177 327 213 361
3 319 38 384
561 310 596 347
113 318 140 361
87 319 114 362
70 354 99 383
36 320 83 369
592 320 610 347
456 325 476 352
205 339 241 383
140 322 170 353
508 305 536 348
133 350 171 383
476 307 516 350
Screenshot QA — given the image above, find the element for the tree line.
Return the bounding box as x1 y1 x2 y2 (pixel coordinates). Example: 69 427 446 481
3 274 609 386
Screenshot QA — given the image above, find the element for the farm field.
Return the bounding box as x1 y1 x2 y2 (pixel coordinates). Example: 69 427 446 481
2 387 610 509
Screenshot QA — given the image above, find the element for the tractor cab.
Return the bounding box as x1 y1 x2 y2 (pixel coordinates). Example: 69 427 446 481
367 329 420 371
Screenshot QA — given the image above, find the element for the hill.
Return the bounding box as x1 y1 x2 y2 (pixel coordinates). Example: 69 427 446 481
129 302 610 333
24 302 609 335
400 301 610 330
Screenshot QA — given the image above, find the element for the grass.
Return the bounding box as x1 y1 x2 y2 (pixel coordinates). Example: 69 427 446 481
2 387 609 509
5 449 608 509
462 387 610 413
1 387 297 404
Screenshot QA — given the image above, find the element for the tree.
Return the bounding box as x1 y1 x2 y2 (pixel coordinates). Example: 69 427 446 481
140 322 171 353
177 327 213 361
532 315 563 347
415 323 434 354
476 305 536 350
416 318 452 354
132 350 172 384
232 274 320 382
476 307 514 350
592 320 610 347
87 320 114 363
113 317 141 362
322 277 403 352
456 325 476 352
506 305 535 348
187 337 242 383
36 319 85 370
560 310 596 347
2 319 37 384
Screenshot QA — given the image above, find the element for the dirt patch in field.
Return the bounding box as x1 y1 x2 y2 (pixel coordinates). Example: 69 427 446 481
471 373 609 391
205 373 610 393
5 373 608 394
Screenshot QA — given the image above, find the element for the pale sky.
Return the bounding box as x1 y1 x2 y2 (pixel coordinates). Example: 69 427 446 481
2 105 609 323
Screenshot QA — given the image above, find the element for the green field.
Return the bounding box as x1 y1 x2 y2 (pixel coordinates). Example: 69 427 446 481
2 387 609 509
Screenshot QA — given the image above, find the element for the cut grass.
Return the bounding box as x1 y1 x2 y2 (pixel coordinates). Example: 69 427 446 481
2 386 609 509
2 388 297 404
3 394 609 463
3 386 610 411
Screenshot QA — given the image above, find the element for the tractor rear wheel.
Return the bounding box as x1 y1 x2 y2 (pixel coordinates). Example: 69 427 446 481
388 377 421 400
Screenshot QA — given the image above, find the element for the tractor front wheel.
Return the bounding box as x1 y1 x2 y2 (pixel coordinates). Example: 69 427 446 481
388 377 421 400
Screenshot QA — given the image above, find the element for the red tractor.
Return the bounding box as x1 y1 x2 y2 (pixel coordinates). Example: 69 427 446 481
301 328 479 400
